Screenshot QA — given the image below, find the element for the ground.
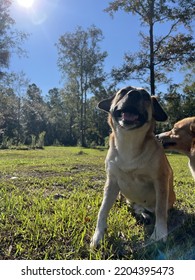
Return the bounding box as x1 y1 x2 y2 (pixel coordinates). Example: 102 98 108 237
0 147 195 259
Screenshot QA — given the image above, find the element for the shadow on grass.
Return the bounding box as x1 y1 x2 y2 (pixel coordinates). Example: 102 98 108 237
97 208 195 260
137 208 195 260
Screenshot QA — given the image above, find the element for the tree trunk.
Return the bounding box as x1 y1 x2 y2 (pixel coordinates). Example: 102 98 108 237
149 0 155 96
80 90 84 146
80 77 86 147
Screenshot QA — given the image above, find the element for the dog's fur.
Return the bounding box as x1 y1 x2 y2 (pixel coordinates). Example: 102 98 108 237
91 86 175 248
157 117 195 180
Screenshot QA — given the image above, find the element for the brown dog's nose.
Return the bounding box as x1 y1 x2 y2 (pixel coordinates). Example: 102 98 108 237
156 132 167 141
156 132 168 139
156 133 163 143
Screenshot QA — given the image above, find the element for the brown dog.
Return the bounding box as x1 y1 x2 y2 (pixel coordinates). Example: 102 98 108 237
91 86 175 248
157 117 195 180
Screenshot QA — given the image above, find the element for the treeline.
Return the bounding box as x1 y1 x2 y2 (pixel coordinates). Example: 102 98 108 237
0 83 110 147
0 78 194 148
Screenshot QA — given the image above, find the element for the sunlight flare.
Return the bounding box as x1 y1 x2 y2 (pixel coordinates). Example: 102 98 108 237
17 0 34 8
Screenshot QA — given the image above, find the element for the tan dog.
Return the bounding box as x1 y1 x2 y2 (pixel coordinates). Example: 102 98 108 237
91 86 175 248
157 117 195 180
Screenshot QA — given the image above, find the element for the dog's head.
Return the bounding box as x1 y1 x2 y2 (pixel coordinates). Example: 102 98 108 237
98 86 167 131
157 117 195 155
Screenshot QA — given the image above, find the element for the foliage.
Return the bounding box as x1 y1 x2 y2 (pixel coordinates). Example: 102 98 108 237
0 147 195 260
0 0 28 80
0 72 194 147
56 25 108 146
22 84 48 143
0 0 14 75
46 88 68 145
105 0 195 95
182 63 195 118
0 88 20 141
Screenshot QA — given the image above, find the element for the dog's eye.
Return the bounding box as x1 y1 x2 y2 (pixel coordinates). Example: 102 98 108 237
171 127 179 137
172 128 176 134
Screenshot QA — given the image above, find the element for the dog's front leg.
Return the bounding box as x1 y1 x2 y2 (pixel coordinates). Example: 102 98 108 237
90 178 119 248
150 179 169 242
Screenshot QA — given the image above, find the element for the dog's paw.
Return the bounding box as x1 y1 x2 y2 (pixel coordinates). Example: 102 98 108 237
90 230 104 249
90 238 98 249
150 228 167 242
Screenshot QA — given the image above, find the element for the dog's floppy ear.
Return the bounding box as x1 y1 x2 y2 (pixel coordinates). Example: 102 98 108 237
97 94 115 113
151 96 168 122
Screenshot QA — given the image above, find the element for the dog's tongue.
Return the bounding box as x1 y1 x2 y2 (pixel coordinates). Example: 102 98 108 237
122 112 139 122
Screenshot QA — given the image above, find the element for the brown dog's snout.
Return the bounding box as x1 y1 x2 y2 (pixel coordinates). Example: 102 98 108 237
156 131 177 148
156 132 166 144
156 132 167 139
157 131 171 140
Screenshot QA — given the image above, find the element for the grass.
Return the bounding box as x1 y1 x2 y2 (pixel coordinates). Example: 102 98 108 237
0 147 195 260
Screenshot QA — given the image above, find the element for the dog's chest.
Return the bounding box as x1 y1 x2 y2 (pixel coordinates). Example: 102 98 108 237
117 169 153 196
108 160 155 208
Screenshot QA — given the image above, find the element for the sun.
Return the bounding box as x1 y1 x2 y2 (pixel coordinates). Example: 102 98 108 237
17 0 34 8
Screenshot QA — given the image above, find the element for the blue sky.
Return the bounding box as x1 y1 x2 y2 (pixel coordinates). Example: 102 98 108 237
10 0 192 95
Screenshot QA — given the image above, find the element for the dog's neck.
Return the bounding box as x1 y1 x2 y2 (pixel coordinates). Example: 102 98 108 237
112 124 153 169
115 128 145 151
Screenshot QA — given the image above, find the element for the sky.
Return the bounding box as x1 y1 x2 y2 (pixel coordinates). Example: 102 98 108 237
10 0 193 95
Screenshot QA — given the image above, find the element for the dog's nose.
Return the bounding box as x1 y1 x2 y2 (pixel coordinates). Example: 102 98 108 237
156 132 170 146
155 134 162 143
156 133 167 144
156 132 167 139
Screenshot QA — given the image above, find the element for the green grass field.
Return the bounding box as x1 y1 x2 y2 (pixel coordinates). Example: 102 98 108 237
0 147 195 260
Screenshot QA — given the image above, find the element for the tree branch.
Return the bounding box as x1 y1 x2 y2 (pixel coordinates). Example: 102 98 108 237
154 18 181 54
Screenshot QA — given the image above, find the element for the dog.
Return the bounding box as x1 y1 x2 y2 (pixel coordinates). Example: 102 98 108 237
157 117 195 180
90 86 176 248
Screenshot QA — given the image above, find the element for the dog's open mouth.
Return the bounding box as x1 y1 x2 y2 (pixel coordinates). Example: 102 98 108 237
114 107 147 129
162 141 177 148
122 112 139 122
156 133 177 148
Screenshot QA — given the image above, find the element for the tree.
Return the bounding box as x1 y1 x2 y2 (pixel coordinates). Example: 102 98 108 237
0 88 19 144
22 84 48 143
0 0 13 77
0 0 28 79
182 63 195 117
87 84 117 145
4 72 29 143
0 0 28 146
105 0 195 95
164 84 184 127
56 25 107 146
46 87 67 145
60 83 81 146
